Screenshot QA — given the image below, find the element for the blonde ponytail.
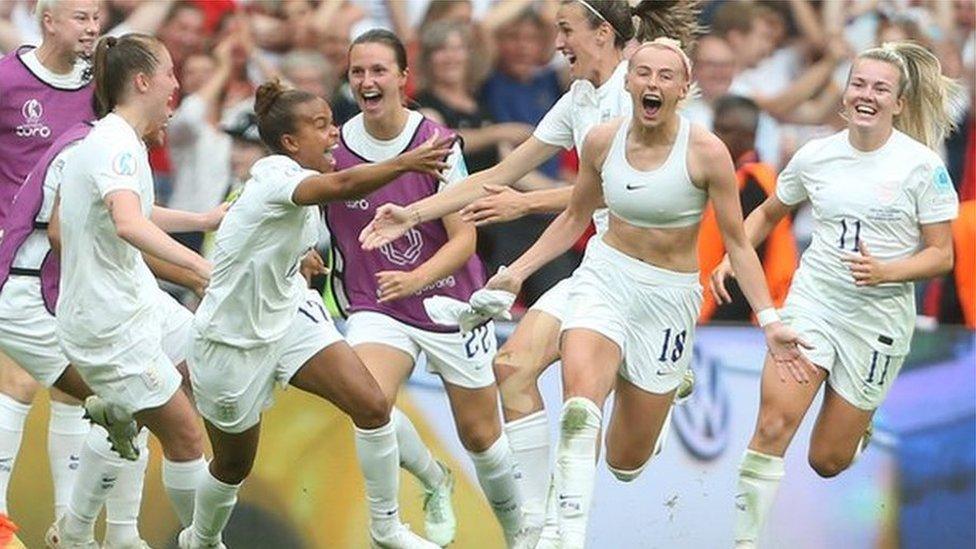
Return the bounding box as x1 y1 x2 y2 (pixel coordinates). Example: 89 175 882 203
858 41 964 150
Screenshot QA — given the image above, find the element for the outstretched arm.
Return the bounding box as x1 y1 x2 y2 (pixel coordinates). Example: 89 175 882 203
360 136 561 249
487 129 608 294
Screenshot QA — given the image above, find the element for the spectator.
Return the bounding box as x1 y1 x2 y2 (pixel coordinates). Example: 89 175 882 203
683 34 736 129
166 37 235 253
415 21 532 174
699 95 797 323
157 1 205 78
480 8 563 178
280 49 338 101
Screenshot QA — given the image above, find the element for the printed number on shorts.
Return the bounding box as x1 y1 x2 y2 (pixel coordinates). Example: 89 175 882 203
658 328 687 363
298 299 328 324
464 324 492 359
866 350 892 385
838 219 862 251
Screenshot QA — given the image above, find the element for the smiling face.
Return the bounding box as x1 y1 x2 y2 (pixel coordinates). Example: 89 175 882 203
348 42 407 122
282 97 339 173
843 57 904 134
42 0 100 59
554 1 612 82
133 45 180 138
626 45 689 129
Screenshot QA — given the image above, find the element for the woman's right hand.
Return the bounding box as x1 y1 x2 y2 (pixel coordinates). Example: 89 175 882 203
395 131 454 180
360 204 416 250
192 257 213 287
709 256 735 304
485 267 522 296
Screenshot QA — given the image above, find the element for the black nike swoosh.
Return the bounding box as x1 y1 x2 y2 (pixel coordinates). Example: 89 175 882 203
626 184 645 190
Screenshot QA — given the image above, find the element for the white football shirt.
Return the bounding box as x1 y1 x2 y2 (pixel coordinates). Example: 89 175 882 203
57 113 158 345
777 129 959 354
532 60 630 233
193 155 320 348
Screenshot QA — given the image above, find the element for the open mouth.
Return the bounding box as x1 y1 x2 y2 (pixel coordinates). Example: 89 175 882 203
854 104 877 116
361 89 382 109
565 52 577 66
642 95 663 118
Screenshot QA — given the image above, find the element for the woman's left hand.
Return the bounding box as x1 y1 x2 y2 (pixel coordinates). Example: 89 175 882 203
841 241 889 286
203 202 231 231
376 270 424 302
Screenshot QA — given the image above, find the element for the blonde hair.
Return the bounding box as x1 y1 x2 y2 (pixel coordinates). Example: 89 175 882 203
856 41 964 150
629 37 701 106
34 0 61 26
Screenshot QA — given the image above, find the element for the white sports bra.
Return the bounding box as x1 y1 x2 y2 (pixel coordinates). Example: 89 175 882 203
600 115 706 228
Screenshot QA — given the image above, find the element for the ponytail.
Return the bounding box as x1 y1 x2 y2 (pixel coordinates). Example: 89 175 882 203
858 41 964 150
631 0 702 53
91 33 162 118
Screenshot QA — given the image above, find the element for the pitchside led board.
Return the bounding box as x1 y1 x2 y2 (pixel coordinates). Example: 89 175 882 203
11 325 975 548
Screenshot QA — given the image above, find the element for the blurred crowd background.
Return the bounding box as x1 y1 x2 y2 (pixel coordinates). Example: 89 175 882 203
1 0 973 329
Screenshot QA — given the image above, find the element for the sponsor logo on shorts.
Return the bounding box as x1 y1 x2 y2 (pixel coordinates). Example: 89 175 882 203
673 347 731 461
141 368 161 390
16 98 51 138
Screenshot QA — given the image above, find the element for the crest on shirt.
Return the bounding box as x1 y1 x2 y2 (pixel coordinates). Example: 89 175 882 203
932 165 952 194
112 151 137 176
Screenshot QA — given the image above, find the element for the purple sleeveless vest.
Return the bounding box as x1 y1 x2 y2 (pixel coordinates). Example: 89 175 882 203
0 47 94 225
0 122 92 314
327 117 487 332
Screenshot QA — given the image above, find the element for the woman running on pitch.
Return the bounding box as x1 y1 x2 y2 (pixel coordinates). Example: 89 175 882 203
327 29 528 547
483 39 808 548
358 1 701 532
51 33 220 546
181 78 454 549
709 42 961 549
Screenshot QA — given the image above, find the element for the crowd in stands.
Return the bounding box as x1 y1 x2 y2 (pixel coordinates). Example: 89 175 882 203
1 0 973 327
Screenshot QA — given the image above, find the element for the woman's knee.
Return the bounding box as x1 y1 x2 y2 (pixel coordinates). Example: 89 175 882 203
350 389 392 430
211 450 255 484
807 447 852 478
456 415 502 453
753 407 801 449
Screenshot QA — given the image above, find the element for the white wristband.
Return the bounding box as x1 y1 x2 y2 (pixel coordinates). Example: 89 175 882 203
756 308 780 328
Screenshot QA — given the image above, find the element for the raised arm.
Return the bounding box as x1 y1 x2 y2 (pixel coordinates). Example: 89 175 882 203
292 133 454 205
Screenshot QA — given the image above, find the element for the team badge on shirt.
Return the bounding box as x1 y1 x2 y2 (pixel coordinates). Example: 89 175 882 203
112 151 137 176
932 165 952 194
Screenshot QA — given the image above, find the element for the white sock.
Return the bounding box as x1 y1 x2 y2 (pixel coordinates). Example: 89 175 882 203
734 449 785 544
104 429 150 547
190 468 241 546
538 474 559 543
554 397 602 549
505 410 550 528
162 456 207 527
48 401 89 519
61 425 124 542
0 393 29 515
392 408 444 489
354 421 401 537
468 433 523 539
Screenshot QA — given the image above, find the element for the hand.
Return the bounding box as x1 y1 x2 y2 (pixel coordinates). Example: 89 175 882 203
192 257 213 286
485 267 522 296
202 202 230 232
376 270 423 302
841 241 888 287
299 249 329 285
359 203 417 250
395 131 454 180
763 322 818 384
708 256 735 304
190 272 208 299
214 35 236 67
459 184 528 226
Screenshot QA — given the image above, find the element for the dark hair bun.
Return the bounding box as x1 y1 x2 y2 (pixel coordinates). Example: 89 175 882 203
255 79 287 118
